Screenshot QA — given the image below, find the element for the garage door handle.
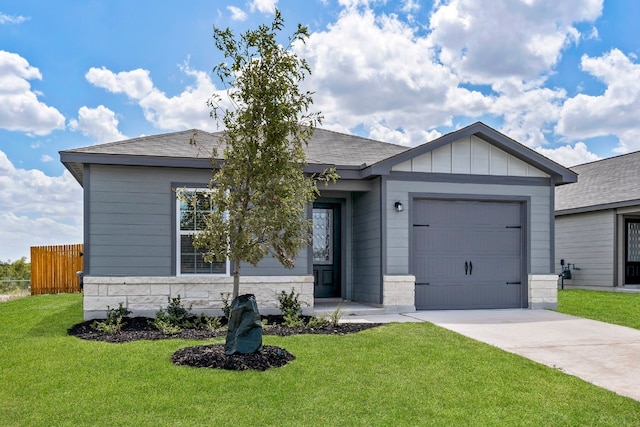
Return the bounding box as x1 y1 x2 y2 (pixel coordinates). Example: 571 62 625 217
469 261 472 275
465 261 468 275
506 281 521 285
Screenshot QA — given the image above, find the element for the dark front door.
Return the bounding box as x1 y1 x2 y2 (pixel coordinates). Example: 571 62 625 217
413 199 524 309
313 203 341 298
625 219 640 284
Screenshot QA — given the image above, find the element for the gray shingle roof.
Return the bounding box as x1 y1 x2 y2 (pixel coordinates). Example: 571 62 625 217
555 150 640 213
63 129 223 159
60 128 409 184
62 128 407 165
61 122 576 188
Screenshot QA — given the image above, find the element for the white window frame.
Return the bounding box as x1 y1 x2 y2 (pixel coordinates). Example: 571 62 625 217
176 188 229 276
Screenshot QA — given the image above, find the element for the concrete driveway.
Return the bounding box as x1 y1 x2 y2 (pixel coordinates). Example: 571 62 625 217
351 309 640 401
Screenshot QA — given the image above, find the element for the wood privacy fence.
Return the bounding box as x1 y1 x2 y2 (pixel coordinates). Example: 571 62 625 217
30 244 84 295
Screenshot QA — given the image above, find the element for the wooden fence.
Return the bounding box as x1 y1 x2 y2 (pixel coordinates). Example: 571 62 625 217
30 244 84 295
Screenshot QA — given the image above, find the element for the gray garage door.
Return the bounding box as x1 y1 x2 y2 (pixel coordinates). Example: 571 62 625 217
413 199 524 310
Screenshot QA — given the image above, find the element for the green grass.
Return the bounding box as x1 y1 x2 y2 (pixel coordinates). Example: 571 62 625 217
558 289 640 330
1 294 639 426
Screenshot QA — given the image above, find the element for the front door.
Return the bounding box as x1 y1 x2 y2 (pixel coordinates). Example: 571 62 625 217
312 203 341 298
625 219 640 284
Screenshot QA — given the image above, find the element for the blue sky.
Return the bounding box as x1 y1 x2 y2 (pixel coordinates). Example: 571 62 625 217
1 0 639 261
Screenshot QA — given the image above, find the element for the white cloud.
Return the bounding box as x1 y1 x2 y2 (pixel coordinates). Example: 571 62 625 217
85 67 154 99
227 6 247 21
297 7 492 145
69 105 127 143
401 0 420 13
368 123 441 147
0 51 66 135
0 150 83 261
250 0 278 14
428 0 603 84
556 49 640 153
490 79 566 148
295 2 606 150
86 63 225 132
0 12 28 24
40 154 53 162
535 142 600 167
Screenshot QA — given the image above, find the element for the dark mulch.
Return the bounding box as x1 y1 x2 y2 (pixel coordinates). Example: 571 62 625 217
67 315 381 371
172 344 295 371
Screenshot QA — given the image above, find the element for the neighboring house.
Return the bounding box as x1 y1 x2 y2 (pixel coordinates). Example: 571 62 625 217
60 122 576 320
555 151 640 290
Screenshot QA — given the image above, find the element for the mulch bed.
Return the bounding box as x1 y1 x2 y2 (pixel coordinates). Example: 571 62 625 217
68 316 381 371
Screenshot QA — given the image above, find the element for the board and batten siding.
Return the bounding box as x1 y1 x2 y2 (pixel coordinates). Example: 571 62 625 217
392 135 550 178
351 178 382 304
385 179 553 275
555 210 615 288
87 164 307 277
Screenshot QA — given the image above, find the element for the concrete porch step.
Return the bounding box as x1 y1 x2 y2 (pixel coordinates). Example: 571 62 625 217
312 299 386 317
617 286 640 292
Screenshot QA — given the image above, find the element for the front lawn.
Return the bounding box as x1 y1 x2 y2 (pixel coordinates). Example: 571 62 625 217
558 289 640 330
1 294 639 426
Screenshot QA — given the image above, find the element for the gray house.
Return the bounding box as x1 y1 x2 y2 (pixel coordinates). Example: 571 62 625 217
555 151 640 289
61 122 576 320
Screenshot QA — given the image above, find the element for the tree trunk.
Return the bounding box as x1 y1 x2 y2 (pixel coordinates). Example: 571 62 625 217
232 261 240 299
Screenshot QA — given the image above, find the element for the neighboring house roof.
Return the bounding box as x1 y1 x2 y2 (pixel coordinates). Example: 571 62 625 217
555 150 640 215
60 122 577 187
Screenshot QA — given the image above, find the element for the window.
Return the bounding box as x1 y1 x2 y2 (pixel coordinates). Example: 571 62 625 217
176 189 228 275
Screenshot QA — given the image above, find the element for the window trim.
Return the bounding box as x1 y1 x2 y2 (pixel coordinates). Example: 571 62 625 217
175 187 230 276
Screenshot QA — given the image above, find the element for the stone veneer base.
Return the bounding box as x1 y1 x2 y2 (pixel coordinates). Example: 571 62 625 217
83 275 314 321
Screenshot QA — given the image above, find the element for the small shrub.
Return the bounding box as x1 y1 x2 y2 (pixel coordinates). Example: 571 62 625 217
329 303 343 327
165 295 192 324
91 302 131 334
283 312 305 328
152 318 182 335
193 314 223 332
277 288 303 319
220 292 232 319
153 295 193 333
306 316 328 329
261 318 274 330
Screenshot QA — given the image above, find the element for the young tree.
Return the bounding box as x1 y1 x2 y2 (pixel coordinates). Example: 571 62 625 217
192 10 336 299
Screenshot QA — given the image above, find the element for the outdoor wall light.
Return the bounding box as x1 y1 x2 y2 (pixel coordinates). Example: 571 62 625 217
394 202 404 212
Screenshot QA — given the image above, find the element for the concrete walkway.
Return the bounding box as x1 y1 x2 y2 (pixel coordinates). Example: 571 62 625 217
345 309 640 402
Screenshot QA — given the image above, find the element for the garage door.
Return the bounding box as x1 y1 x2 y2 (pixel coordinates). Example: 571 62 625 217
413 199 524 309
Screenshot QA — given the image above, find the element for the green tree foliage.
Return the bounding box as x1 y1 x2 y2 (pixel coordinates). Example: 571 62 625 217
0 257 31 293
192 10 337 298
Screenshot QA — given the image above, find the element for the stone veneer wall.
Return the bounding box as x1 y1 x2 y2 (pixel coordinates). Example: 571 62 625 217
528 274 558 309
382 275 416 313
83 275 314 320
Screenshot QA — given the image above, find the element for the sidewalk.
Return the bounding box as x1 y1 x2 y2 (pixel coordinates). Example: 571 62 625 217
346 309 640 402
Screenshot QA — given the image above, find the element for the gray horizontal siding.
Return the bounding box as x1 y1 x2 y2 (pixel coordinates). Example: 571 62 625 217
386 179 553 275
242 254 307 276
555 211 615 287
87 165 191 275
87 164 306 277
352 179 382 303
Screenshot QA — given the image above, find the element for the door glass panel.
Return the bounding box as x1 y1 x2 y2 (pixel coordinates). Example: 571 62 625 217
313 208 333 264
629 222 640 262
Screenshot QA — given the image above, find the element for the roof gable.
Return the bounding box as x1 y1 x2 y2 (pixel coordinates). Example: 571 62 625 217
391 134 549 178
366 122 576 185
